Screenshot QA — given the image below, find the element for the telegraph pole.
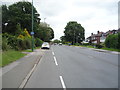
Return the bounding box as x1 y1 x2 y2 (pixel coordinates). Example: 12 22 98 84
31 0 34 52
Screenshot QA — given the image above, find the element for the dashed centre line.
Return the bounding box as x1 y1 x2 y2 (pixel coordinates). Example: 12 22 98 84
52 52 55 55
53 56 58 66
59 76 66 89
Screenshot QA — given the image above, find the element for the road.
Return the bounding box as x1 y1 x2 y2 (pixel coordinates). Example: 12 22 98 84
25 45 118 88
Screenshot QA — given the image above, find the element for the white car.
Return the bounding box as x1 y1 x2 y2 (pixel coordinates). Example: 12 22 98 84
59 43 62 45
41 42 50 49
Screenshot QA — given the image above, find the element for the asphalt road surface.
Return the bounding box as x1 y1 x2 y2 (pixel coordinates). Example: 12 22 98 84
25 45 118 88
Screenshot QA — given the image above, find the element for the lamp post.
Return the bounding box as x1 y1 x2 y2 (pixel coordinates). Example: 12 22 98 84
31 0 34 52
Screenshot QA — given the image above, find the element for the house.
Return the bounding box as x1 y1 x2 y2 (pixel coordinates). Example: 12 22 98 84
87 29 120 44
87 31 105 44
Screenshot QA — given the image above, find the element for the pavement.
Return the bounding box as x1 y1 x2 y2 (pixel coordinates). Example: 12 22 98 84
25 45 118 88
1 48 44 88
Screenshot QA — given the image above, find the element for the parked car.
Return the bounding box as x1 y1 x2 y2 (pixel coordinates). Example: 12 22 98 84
59 43 62 45
41 42 50 49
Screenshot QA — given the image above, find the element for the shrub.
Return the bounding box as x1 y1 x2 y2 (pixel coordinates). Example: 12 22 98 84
95 44 104 49
35 38 43 47
2 37 10 51
75 43 80 46
105 33 119 49
82 43 90 46
17 38 31 50
2 33 19 50
2 33 32 50
24 38 31 49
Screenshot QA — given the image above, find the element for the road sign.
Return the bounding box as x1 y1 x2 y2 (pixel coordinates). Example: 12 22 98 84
31 32 34 35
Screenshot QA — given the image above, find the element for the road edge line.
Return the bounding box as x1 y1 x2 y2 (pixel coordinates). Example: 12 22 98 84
19 56 42 88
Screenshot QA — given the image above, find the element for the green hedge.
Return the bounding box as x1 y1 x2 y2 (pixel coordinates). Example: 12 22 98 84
2 37 10 51
35 38 43 47
2 33 32 51
105 33 120 49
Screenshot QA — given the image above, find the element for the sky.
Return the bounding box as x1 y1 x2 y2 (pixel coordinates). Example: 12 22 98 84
1 0 119 40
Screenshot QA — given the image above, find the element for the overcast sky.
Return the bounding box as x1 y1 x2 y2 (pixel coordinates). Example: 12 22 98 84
1 0 119 40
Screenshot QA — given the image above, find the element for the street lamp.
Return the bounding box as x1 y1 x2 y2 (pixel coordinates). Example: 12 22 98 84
31 0 34 52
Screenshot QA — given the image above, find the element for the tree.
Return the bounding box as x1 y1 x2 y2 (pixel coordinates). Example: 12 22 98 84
34 23 54 42
53 39 61 44
64 21 85 44
2 1 41 35
60 36 66 44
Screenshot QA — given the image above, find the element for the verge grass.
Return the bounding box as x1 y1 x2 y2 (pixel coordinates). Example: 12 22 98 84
1 50 26 67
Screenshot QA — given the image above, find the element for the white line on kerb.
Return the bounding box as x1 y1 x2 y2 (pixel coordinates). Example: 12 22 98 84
52 52 55 55
59 76 66 89
54 56 58 66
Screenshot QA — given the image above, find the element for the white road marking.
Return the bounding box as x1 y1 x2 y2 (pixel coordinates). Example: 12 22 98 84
54 56 58 66
52 52 55 55
59 76 66 89
19 64 37 88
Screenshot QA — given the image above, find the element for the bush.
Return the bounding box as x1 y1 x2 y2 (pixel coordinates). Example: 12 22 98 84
95 44 104 49
105 33 119 49
35 38 43 47
2 33 19 50
2 37 10 51
24 38 31 49
2 33 32 50
75 43 80 46
17 38 31 50
82 43 90 46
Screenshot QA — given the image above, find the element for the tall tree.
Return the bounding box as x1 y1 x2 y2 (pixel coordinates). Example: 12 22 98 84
64 21 85 44
2 1 40 35
35 23 54 42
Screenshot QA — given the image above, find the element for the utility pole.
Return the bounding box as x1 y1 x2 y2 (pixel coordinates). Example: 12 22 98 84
31 0 34 52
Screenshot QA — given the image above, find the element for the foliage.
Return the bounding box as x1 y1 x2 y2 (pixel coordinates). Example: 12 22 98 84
18 28 31 39
2 33 31 50
2 37 10 51
82 43 90 46
35 24 54 42
75 43 80 46
63 21 85 44
2 1 40 35
2 1 55 52
18 34 25 39
53 39 61 44
2 33 19 50
95 44 104 49
35 38 43 47
105 33 119 49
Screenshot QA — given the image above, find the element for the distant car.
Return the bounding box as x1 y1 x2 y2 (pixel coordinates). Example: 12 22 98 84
59 43 62 45
54 43 57 45
41 42 50 49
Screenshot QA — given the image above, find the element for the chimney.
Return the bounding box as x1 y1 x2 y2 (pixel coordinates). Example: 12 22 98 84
97 31 99 34
91 33 93 36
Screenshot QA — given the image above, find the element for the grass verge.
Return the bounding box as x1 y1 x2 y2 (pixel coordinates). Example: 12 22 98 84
101 48 120 52
22 47 41 52
1 50 26 67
